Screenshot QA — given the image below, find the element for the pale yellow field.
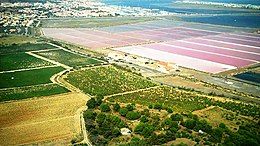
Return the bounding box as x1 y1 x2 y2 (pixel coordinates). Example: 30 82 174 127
0 92 89 145
193 106 254 131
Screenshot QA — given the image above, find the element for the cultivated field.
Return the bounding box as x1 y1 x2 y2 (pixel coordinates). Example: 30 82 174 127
0 52 53 71
0 35 72 101
0 84 69 102
35 49 102 67
0 43 55 54
108 85 259 118
0 66 64 88
0 92 89 145
65 65 158 96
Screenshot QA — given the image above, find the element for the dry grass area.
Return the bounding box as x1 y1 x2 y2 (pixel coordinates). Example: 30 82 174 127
153 75 238 99
0 35 36 45
166 138 196 146
192 106 253 131
0 92 89 145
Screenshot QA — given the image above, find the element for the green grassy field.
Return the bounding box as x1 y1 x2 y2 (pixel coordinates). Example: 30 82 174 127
35 49 102 67
41 17 158 28
0 67 64 89
0 84 69 102
0 53 53 71
0 43 55 55
65 65 158 96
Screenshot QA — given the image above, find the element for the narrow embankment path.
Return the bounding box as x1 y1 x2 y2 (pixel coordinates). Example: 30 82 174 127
26 52 72 70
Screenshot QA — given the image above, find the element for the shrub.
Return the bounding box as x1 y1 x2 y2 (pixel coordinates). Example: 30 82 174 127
126 104 134 111
112 127 121 137
171 113 183 122
96 96 103 106
83 110 97 120
100 103 111 112
209 128 224 143
167 107 173 113
141 109 150 117
194 120 212 134
86 98 97 109
135 122 154 137
183 119 196 129
126 111 141 120
113 103 120 112
96 113 106 125
154 103 162 110
119 107 128 117
140 116 149 123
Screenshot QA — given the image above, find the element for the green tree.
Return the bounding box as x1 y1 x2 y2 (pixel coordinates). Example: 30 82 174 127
171 113 183 122
142 126 154 138
219 123 227 129
96 113 106 125
112 127 121 137
194 120 212 134
141 109 150 117
119 107 129 117
86 98 97 109
126 111 141 120
209 128 224 143
154 103 162 111
183 119 196 129
100 103 111 112
113 103 120 112
83 110 97 120
167 107 173 113
140 115 149 123
126 104 135 111
96 95 103 106
135 123 154 138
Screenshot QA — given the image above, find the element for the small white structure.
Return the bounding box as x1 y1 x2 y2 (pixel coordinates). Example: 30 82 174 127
199 130 204 135
120 128 131 136
225 81 233 85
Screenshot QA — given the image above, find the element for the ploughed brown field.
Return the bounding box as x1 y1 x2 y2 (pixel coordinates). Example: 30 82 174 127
0 92 89 145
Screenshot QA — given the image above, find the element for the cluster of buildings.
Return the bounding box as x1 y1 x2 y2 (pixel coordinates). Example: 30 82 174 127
0 0 174 34
107 52 179 74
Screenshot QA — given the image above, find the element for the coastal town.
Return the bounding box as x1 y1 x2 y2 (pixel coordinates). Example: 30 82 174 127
0 0 174 34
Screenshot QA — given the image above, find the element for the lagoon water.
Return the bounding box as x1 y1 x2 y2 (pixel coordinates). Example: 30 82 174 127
101 0 260 28
200 0 260 6
183 15 260 28
101 0 254 14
